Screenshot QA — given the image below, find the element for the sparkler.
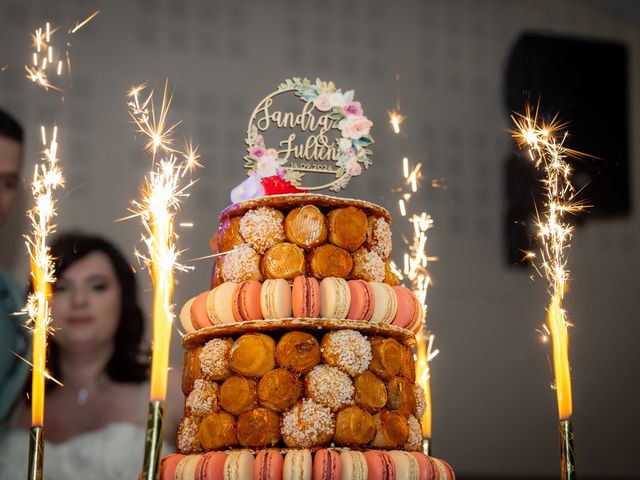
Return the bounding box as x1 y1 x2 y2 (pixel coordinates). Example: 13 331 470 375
24 126 64 480
25 23 64 91
127 82 199 480
391 154 439 455
24 12 99 92
512 103 584 480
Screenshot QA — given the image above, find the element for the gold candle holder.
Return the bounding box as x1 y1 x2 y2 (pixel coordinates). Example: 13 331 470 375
422 437 432 456
141 400 164 480
27 425 44 480
559 418 576 480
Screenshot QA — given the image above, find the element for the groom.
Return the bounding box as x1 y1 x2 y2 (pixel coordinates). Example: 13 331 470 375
0 107 28 424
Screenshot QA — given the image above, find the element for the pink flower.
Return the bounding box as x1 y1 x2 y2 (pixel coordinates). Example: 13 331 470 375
343 101 363 117
255 134 265 146
345 159 362 176
265 148 279 160
314 94 332 112
250 145 266 159
338 115 373 140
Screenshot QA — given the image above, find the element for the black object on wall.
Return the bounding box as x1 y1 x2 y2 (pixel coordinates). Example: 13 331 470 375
504 33 630 265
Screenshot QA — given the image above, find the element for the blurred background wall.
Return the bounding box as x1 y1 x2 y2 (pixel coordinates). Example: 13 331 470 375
0 0 638 478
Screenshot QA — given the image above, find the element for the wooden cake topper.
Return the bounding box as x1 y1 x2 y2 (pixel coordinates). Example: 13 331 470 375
233 78 374 201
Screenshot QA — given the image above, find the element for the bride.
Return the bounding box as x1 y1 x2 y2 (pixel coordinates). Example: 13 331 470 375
0 232 183 480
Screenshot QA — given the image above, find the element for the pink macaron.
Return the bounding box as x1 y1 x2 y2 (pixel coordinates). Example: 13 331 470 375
347 279 375 321
391 285 421 329
364 451 396 480
254 449 284 480
232 280 264 321
159 454 186 480
292 276 320 318
409 452 435 480
196 451 228 480
313 449 341 479
190 291 212 329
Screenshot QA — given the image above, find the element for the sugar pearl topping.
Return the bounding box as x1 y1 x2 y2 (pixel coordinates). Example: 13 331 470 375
306 365 354 411
177 416 202 454
405 415 422 451
221 243 261 282
186 379 218 416
352 248 385 283
322 330 372 376
239 207 284 253
371 217 392 259
200 339 231 379
415 383 426 419
282 399 335 447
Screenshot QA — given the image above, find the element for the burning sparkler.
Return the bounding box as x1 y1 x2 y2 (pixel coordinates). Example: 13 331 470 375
25 12 99 92
127 81 199 480
512 103 584 480
25 22 64 91
391 154 439 455
24 126 64 480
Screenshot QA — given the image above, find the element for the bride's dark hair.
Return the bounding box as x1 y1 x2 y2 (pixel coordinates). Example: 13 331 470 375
46 232 149 386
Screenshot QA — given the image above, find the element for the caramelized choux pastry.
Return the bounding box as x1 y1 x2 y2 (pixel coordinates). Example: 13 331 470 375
354 370 388 412
307 244 353 279
350 248 385 283
386 376 417 416
400 345 416 382
334 406 376 446
327 206 368 252
261 242 306 280
236 407 281 448
219 375 258 415
217 216 244 253
368 336 403 380
370 410 410 449
275 331 321 374
221 243 263 283
229 333 276 377
198 411 237 450
239 207 285 254
284 205 327 249
182 346 202 395
384 262 399 286
258 368 302 412
366 216 392 260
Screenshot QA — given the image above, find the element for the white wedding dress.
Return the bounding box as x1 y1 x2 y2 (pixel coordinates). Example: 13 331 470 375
0 423 173 480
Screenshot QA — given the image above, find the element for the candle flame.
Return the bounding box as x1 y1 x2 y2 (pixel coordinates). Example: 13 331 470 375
24 126 65 426
127 82 199 401
511 103 584 420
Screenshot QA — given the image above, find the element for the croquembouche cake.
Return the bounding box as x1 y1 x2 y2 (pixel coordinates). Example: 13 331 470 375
166 79 455 479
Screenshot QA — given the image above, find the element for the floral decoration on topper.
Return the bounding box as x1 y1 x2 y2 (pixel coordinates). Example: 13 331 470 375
231 78 374 203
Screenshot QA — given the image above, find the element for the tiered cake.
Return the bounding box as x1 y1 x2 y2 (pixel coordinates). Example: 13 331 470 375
166 79 455 479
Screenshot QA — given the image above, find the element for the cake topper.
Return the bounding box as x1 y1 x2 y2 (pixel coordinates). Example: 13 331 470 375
231 78 374 202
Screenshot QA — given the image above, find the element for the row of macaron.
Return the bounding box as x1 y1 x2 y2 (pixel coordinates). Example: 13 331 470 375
149 449 454 480
181 276 424 334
